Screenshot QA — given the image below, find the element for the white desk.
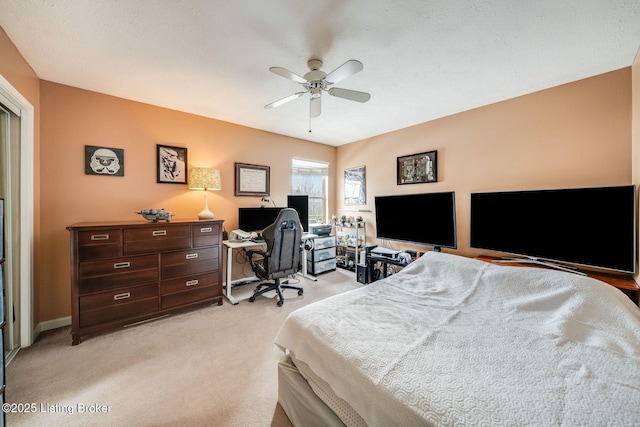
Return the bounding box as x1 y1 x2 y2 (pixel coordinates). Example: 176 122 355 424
222 233 318 305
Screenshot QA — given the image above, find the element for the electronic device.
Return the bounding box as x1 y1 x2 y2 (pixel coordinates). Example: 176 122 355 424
375 191 457 251
238 207 284 232
309 224 332 236
356 263 371 284
470 185 636 274
370 247 400 259
230 229 251 240
287 195 309 232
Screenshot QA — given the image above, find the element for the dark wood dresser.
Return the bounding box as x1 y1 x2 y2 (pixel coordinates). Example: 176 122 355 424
67 219 224 345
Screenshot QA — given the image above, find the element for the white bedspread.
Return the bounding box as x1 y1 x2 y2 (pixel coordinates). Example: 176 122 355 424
274 252 640 426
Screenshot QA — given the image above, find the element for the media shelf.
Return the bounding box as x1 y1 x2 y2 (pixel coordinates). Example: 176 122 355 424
333 221 366 271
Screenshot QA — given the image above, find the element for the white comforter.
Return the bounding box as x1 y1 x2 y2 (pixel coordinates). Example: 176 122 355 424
274 252 640 426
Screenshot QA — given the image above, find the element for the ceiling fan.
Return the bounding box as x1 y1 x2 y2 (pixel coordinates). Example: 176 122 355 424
265 58 371 118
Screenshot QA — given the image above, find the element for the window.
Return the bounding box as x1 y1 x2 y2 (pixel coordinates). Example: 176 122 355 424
292 158 329 224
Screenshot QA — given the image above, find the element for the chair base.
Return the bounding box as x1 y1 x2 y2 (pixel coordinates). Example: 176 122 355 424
248 278 303 306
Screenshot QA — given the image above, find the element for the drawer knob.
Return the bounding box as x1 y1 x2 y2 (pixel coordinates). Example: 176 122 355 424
186 279 199 287
185 253 199 260
113 292 131 300
114 262 131 269
91 234 110 241
200 227 212 233
152 230 167 236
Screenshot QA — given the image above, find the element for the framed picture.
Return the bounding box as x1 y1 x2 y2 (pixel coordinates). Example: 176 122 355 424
85 145 124 176
235 162 270 196
344 166 366 205
397 150 437 185
157 144 187 184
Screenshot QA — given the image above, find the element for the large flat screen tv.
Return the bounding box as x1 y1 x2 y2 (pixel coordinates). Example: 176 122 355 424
470 185 636 274
375 191 457 250
238 207 284 232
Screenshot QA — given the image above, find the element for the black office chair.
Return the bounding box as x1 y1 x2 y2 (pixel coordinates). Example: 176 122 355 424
245 208 304 306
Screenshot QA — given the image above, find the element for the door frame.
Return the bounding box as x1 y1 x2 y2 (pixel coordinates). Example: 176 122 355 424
0 73 34 347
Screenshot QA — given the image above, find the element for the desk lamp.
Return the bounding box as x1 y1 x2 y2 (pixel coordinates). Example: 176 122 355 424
189 167 221 219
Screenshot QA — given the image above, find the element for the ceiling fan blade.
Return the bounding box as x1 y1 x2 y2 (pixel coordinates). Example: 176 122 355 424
264 91 306 109
328 87 371 103
310 96 321 118
269 67 307 84
324 60 364 84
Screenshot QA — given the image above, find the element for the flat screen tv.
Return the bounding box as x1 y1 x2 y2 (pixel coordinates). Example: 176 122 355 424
238 207 284 232
470 185 636 274
375 191 457 250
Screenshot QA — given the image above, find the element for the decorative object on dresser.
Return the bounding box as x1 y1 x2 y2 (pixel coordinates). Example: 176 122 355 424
188 167 221 220
135 208 173 222
67 219 224 345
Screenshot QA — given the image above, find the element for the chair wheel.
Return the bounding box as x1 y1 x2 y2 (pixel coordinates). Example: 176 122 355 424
249 296 255 302
277 300 283 307
297 289 303 295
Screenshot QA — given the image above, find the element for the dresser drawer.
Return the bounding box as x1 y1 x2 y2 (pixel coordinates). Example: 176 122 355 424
161 284 220 310
79 283 159 327
161 272 219 295
123 225 191 254
77 229 122 261
161 247 219 280
192 223 221 248
78 254 158 294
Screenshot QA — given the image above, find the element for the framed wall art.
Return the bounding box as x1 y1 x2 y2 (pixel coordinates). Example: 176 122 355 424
235 162 270 196
344 165 366 205
85 145 124 176
397 150 437 185
157 144 187 184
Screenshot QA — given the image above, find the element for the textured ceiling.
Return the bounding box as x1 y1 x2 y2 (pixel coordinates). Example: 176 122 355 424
1 1 639 146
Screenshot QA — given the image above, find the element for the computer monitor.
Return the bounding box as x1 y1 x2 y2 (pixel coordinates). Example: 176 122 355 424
287 195 309 232
238 207 283 232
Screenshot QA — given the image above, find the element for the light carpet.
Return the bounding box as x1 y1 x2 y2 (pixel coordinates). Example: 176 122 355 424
5 268 361 427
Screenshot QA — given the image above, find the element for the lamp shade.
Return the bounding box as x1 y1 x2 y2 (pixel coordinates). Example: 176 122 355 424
189 168 221 191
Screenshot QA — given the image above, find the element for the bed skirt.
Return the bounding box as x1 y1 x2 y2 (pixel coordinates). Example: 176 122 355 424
278 354 347 427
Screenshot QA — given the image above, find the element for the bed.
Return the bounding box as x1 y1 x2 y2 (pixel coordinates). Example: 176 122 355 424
273 251 640 426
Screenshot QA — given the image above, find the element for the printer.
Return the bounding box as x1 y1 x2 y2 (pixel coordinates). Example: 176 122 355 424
308 224 332 236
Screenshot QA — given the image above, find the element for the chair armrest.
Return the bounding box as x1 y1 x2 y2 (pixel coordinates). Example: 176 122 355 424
246 249 269 259
245 249 271 277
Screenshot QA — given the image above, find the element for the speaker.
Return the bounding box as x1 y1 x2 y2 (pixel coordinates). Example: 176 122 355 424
356 263 371 284
287 195 309 232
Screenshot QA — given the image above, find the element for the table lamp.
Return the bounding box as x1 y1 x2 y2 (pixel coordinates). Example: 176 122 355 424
189 167 221 219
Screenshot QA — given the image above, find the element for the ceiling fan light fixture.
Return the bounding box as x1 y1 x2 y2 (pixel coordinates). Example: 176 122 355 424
266 58 370 118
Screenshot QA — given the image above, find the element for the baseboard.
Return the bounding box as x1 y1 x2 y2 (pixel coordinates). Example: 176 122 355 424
34 316 71 339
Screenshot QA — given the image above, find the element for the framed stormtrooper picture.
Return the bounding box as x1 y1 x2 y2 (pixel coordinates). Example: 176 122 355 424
157 144 187 184
85 145 124 177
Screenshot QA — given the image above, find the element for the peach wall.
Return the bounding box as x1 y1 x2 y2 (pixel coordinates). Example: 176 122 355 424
338 69 633 260
0 27 42 324
39 81 336 321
